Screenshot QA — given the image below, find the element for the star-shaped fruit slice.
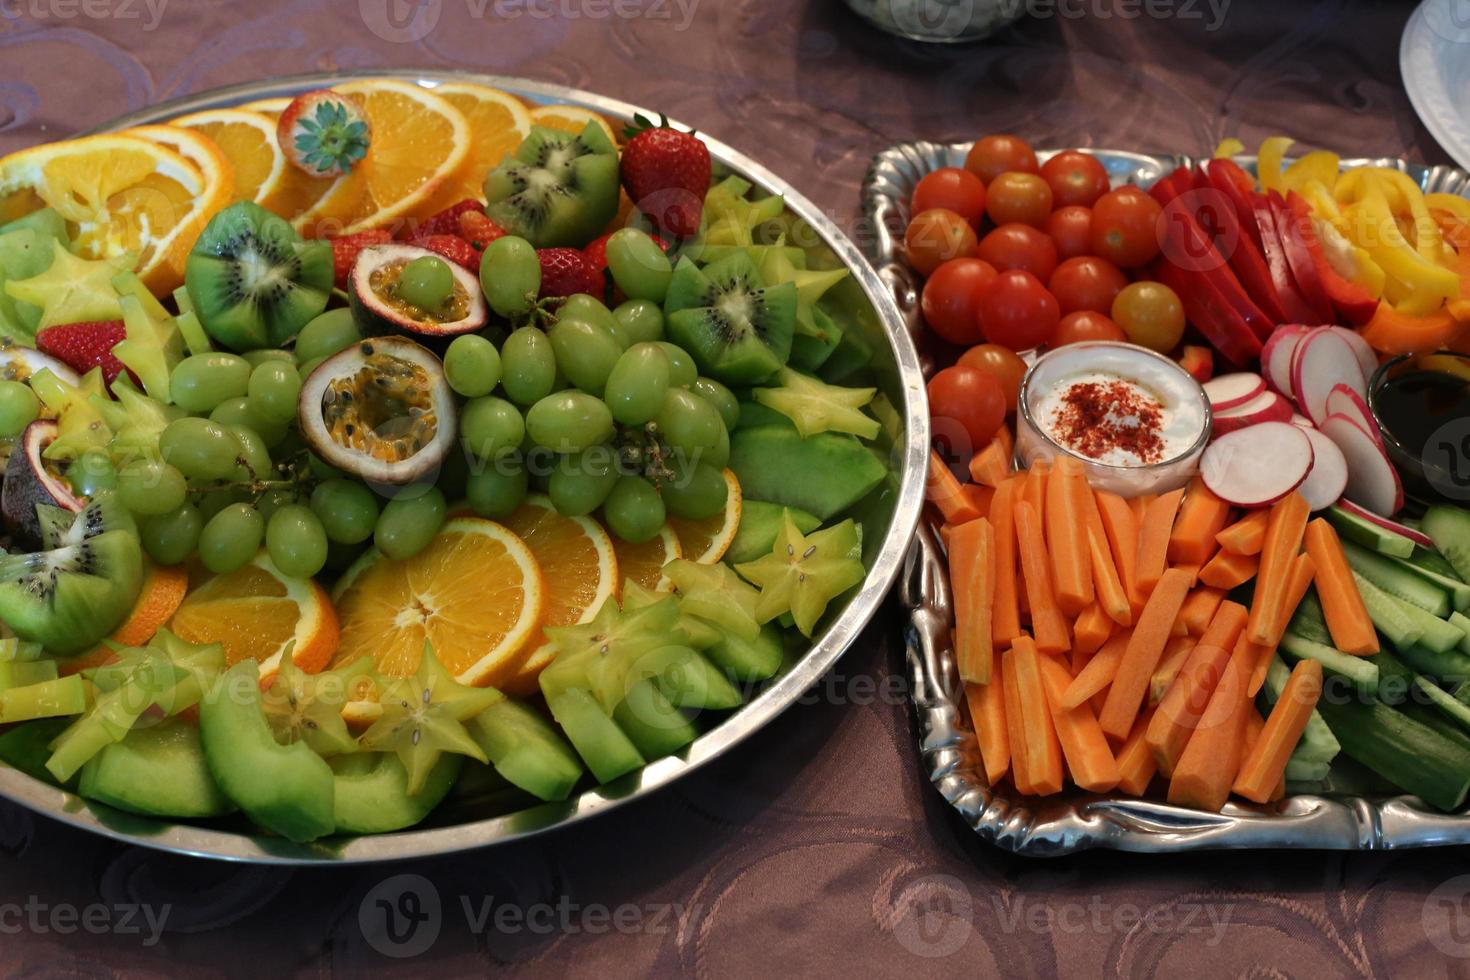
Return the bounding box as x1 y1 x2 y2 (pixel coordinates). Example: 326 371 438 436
542 593 689 713
4 240 128 331
752 368 879 439
261 655 368 758
662 559 760 643
735 514 866 637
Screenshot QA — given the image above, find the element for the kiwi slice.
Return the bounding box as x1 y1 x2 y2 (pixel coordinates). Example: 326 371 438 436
0 494 142 654
184 201 333 352
664 253 797 385
483 123 620 248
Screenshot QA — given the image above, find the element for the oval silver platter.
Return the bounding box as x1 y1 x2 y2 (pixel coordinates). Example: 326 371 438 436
867 138 1470 854
0 72 929 865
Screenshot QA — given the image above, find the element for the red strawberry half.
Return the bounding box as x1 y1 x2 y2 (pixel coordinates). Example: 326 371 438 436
37 320 129 385
407 199 484 240
537 248 601 300
619 114 711 239
330 230 392 289
277 89 371 178
412 235 482 272
458 211 508 251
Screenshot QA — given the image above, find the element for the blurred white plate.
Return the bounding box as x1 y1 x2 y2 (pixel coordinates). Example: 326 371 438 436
1402 0 1470 170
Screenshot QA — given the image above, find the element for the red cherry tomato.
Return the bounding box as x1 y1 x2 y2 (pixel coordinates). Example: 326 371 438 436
964 135 1038 184
1047 255 1128 315
911 167 987 229
1045 205 1092 260
1111 280 1185 352
1053 311 1127 346
1039 150 1110 208
958 343 1028 410
905 208 977 277
984 172 1053 228
927 365 1006 450
977 270 1060 352
976 223 1058 281
920 258 997 345
1090 186 1163 268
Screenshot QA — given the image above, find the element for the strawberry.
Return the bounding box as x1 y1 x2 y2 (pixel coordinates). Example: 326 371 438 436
537 248 601 300
277 89 371 178
619 114 711 239
330 229 392 288
406 199 484 240
458 211 508 250
412 234 482 272
36 320 128 385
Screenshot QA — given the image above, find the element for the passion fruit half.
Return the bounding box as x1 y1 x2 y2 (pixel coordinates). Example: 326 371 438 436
298 337 457 486
2 419 84 547
0 342 80 387
348 244 487 341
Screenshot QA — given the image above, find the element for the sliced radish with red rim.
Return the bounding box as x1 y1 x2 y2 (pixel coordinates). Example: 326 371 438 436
1203 372 1266 411
1297 427 1349 511
1336 499 1432 547
1212 390 1292 436
1327 326 1379 382
1320 413 1404 516
1324 384 1383 449
1262 325 1310 398
1292 329 1367 425
1201 421 1314 507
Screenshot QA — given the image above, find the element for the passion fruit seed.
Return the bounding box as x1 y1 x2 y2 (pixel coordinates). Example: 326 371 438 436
321 352 439 465
368 258 470 326
396 256 455 313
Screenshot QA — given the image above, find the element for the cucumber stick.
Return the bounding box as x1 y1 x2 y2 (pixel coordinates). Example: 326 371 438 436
1391 554 1470 612
1286 590 1334 648
1285 758 1332 782
1352 571 1424 651
1326 506 1416 559
1399 644 1470 684
1342 539 1451 616
1262 655 1340 766
1369 648 1418 705
1315 697 1470 811
1415 677 1470 734
1380 591 1467 655
1279 633 1379 697
1452 611 1470 655
1423 506 1470 585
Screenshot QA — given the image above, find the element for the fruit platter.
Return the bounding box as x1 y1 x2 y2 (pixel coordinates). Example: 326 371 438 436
0 72 925 863
869 135 1470 853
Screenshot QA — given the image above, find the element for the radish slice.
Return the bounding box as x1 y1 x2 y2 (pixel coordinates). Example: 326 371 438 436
1212 390 1292 436
1203 372 1266 411
1320 413 1404 516
1324 384 1383 449
1290 413 1314 428
1297 427 1349 511
1328 326 1379 382
1201 421 1314 507
1336 499 1433 548
1292 329 1366 425
1262 325 1310 397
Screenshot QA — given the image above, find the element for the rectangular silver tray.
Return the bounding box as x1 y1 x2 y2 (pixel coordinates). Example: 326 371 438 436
867 139 1470 854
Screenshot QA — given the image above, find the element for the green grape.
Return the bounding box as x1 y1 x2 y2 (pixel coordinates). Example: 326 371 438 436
159 417 242 481
547 317 621 395
199 503 264 574
656 388 724 457
559 294 624 346
500 327 556 406
227 424 273 481
654 342 697 388
116 458 188 516
661 461 729 520
691 377 740 431
247 360 302 425
397 256 455 311
602 475 666 543
307 451 342 482
548 447 619 516
465 457 528 519
139 503 203 565
444 334 502 398
0 380 39 437
374 486 446 560
211 396 288 448
197 488 246 523
614 299 664 344
705 423 730 470
604 343 670 426
294 308 360 365
310 479 380 544
67 450 117 498
266 504 329 578
605 228 672 303
255 488 298 522
241 349 295 368
169 353 252 414
298 356 325 379
480 236 541 317
526 391 613 453
461 396 525 461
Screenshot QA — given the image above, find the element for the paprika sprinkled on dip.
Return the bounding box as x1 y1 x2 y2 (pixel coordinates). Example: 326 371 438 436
1015 341 1211 496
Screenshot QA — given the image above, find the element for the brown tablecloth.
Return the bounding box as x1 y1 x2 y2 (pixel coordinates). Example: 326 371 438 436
3 1 1469 976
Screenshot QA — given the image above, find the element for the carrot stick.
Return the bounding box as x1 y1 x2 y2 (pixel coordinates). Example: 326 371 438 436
1168 478 1232 565
1175 562 1204 588
1011 635 1065 795
1149 634 1198 705
1247 553 1316 695
1244 639 1276 699
967 428 1014 488
962 484 995 522
1037 654 1121 793
964 680 1010 786
1095 490 1145 615
1303 518 1380 655
1216 509 1270 555
1098 567 1195 741
1000 645 1033 795
1061 630 1130 709
1129 494 1155 523
1135 488 1186 596
1115 706 1159 795
1233 659 1324 803
1180 587 1225 636
949 518 996 684
1073 602 1115 656
939 523 951 550
927 450 983 526
1014 500 1071 654
1022 461 1049 524
1166 632 1255 810
1246 491 1310 645
1171 608 1191 637
989 478 1022 647
1145 600 1248 773
1046 457 1095 617
1199 548 1260 591
1087 530 1133 627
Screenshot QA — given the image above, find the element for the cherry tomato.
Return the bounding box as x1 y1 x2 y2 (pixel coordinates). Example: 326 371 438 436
1053 311 1127 346
905 208 978 277
1039 150 1110 208
1045 205 1092 260
985 172 1053 228
1090 186 1163 268
912 167 987 229
920 258 997 345
1111 280 1185 352
927 365 1006 450
958 343 1028 410
964 135 1038 184
977 270 1060 352
1047 256 1128 315
976 223 1058 281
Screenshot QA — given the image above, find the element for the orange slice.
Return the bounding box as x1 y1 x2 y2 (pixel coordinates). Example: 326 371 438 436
169 552 340 678
613 522 682 594
668 469 743 564
239 97 290 120
329 517 544 687
529 104 618 145
125 125 236 286
432 82 531 204
170 108 291 214
61 561 190 675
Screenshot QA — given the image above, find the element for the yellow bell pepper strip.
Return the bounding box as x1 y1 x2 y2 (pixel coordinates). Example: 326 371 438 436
1427 193 1470 226
1282 151 1340 194
1256 137 1295 192
1313 215 1385 298
1338 169 1447 264
1428 209 1470 321
1343 193 1460 308
1286 191 1380 325
1213 138 1246 161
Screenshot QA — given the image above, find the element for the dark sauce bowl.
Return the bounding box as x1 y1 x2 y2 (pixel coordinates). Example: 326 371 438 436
1367 350 1470 506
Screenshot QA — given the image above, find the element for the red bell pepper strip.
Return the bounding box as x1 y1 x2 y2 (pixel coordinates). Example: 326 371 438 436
1267 189 1334 323
1150 258 1264 367
1177 344 1213 382
1285 190 1380 326
1206 159 1264 252
1191 166 1289 326
1247 190 1319 324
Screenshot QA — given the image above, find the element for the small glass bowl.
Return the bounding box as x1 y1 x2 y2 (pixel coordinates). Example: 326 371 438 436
1016 341 1213 497
1367 350 1470 506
